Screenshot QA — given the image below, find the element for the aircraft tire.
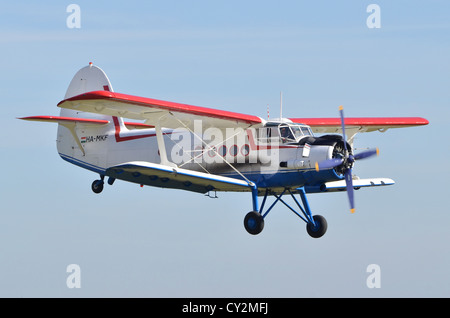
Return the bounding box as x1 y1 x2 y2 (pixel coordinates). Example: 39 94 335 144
91 180 104 194
244 211 264 235
306 215 327 238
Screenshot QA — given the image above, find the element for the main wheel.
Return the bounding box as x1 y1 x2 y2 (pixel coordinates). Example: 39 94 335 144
306 215 327 238
91 180 104 194
244 211 264 235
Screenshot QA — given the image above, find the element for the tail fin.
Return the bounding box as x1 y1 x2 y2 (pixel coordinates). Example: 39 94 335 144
57 63 122 162
64 62 114 99
60 62 117 123
21 63 121 171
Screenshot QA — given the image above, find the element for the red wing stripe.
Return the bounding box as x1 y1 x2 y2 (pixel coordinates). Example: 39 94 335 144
19 116 110 124
59 91 262 125
290 117 429 127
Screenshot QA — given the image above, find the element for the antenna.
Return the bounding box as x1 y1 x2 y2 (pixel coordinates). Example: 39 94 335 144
279 91 283 119
267 104 270 120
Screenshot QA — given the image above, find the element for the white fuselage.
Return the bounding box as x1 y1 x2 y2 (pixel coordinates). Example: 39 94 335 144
57 111 341 191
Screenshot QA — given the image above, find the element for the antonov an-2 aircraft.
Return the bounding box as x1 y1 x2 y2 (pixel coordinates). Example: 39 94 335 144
20 63 428 238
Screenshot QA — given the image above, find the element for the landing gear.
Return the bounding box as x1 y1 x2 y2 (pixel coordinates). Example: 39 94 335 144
91 175 115 194
91 179 104 194
244 211 264 235
243 187 328 238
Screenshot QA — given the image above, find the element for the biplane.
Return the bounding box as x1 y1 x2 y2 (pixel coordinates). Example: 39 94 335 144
20 64 428 237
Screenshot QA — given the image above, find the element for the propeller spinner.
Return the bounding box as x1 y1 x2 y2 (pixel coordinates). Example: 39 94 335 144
315 106 379 213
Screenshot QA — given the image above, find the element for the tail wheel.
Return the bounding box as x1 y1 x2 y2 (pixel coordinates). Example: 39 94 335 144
91 180 104 194
244 211 264 235
306 215 327 238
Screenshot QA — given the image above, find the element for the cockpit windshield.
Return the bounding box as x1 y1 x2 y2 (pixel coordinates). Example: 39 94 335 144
278 123 313 143
301 126 311 136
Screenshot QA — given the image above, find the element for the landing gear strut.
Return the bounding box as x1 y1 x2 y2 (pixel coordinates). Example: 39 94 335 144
91 175 116 194
244 187 327 238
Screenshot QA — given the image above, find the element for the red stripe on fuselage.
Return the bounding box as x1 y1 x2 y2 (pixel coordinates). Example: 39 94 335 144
112 117 297 154
112 116 156 142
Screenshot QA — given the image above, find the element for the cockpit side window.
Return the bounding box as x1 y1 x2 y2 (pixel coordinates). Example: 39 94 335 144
279 125 295 142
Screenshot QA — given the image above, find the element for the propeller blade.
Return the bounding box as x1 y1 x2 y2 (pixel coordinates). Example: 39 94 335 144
315 158 344 172
344 169 355 213
354 148 379 161
338 105 348 152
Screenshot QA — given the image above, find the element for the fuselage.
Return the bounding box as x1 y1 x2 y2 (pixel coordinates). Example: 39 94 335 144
57 113 345 193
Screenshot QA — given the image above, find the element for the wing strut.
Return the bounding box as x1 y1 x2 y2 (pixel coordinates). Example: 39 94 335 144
168 112 255 186
154 119 177 168
62 122 86 156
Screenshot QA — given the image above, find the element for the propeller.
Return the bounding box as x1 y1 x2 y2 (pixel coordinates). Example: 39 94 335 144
315 105 379 213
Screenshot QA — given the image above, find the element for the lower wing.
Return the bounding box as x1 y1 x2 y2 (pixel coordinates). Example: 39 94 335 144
305 177 395 193
105 161 253 193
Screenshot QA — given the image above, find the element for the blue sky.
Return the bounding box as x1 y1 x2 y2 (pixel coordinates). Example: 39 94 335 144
1 1 449 297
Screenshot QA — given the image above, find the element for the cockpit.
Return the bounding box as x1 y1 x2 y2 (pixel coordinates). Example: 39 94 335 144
259 121 314 144
279 124 313 142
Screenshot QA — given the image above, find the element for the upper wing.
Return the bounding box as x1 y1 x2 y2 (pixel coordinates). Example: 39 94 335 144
290 117 429 134
58 91 263 130
56 91 428 134
105 161 252 193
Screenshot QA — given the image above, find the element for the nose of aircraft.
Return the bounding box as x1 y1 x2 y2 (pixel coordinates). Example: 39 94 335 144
314 106 380 213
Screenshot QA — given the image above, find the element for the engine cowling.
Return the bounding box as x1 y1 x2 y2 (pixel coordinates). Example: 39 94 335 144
280 135 352 176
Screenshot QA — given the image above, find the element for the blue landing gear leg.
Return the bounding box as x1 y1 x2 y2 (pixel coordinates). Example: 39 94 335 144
244 184 264 235
244 186 327 238
297 187 327 238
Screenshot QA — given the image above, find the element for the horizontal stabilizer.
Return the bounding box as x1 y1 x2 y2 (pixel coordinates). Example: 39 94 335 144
19 116 110 125
305 178 395 193
19 116 110 156
106 161 252 194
